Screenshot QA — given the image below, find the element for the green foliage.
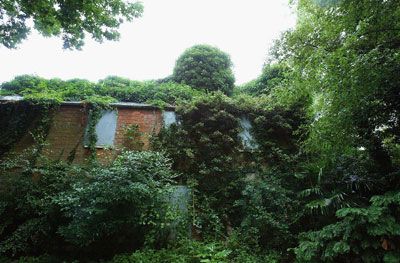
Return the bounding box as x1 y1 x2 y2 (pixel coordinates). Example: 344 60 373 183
163 93 242 189
122 124 144 151
268 1 400 261
1 75 47 93
111 248 188 263
110 239 274 263
153 92 307 247
1 75 104 104
2 1 399 261
172 45 235 95
55 151 177 256
153 93 243 236
250 100 308 169
297 152 390 219
85 106 103 161
236 63 289 96
0 150 179 260
0 101 49 157
295 191 400 262
0 151 80 257
0 0 143 49
273 0 400 170
234 170 300 253
97 77 204 106
1 75 202 106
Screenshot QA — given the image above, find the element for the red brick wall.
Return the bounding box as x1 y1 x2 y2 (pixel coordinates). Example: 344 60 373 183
115 108 163 150
39 105 163 164
41 105 90 164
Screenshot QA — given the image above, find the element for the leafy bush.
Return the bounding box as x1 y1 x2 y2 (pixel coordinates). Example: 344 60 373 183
250 100 308 170
55 151 177 256
110 239 270 263
0 152 79 257
110 238 281 263
1 75 203 106
154 93 243 191
295 191 400 262
97 78 204 106
111 248 188 263
1 75 48 93
0 150 180 260
234 170 300 252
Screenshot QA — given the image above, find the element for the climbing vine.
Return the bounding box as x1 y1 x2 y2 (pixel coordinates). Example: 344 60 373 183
152 93 308 247
0 101 58 158
123 124 144 151
85 106 102 162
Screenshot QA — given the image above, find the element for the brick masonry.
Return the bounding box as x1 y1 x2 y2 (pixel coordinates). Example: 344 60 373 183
41 105 90 164
33 104 164 164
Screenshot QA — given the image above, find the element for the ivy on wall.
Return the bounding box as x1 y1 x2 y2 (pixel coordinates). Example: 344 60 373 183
0 98 115 164
0 101 55 158
123 124 144 151
152 92 308 242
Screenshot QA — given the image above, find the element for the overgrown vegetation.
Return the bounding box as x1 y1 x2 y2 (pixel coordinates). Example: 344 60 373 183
1 0 399 262
0 150 178 261
0 75 203 106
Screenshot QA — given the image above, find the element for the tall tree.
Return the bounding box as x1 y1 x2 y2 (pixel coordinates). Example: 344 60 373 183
274 0 400 169
272 0 400 260
0 0 143 49
172 45 235 95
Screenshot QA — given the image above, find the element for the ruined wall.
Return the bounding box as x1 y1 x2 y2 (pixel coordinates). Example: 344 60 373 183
41 105 89 164
24 104 165 164
115 108 163 150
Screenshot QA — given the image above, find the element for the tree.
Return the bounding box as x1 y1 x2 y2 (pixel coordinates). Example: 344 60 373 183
274 0 400 170
0 0 143 49
0 75 47 92
172 45 235 95
271 0 400 261
236 63 288 96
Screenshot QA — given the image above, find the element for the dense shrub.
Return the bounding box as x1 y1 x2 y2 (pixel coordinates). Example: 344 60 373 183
0 150 179 260
1 75 48 93
153 93 244 235
96 77 203 105
55 151 177 256
250 100 309 170
295 191 400 262
0 75 202 105
110 239 278 263
234 170 300 252
0 152 79 257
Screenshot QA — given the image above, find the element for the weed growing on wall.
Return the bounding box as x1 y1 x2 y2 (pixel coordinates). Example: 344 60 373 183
122 124 144 151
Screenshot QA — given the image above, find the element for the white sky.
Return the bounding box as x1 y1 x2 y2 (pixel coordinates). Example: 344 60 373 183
0 0 296 85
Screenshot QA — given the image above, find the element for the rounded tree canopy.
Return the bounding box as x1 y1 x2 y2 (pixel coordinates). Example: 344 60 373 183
172 45 235 95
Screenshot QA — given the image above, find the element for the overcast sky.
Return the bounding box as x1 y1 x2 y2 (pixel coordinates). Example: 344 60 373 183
0 0 296 85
